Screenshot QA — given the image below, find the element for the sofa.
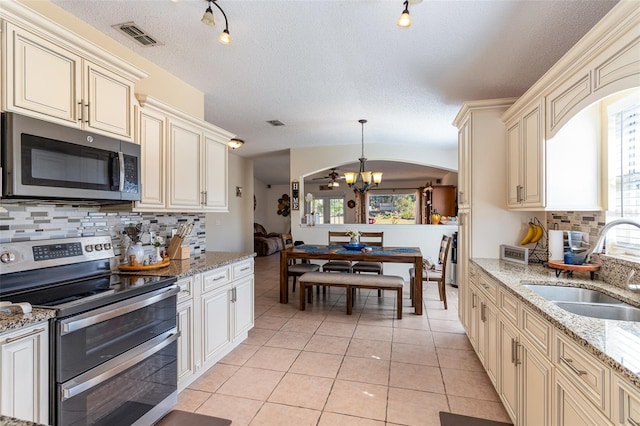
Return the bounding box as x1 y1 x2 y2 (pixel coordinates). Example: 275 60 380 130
254 223 285 256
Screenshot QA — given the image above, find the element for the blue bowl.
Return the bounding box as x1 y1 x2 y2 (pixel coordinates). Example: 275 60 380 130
564 251 587 265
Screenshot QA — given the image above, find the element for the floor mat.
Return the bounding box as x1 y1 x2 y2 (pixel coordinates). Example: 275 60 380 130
155 410 232 426
439 412 513 426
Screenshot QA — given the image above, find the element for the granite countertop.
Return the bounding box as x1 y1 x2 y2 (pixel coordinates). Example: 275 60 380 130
0 415 46 426
472 258 640 389
118 251 256 278
0 308 55 335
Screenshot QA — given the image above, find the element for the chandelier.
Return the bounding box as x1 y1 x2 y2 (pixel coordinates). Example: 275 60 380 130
343 119 382 194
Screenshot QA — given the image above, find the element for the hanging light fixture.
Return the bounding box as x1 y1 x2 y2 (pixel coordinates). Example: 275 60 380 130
397 0 411 27
201 0 231 45
344 119 382 194
228 138 244 149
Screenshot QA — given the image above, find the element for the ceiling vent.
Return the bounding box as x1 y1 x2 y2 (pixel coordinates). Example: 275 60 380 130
266 120 285 127
113 22 161 47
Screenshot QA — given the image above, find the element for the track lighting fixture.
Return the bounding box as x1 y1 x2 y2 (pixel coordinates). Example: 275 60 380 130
201 0 230 45
397 0 411 28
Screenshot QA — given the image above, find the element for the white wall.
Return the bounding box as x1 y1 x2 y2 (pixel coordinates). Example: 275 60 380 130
265 184 292 234
206 154 254 252
253 180 269 227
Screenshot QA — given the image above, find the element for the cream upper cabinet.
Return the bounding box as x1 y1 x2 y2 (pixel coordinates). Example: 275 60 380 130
502 1 639 211
4 21 81 124
135 95 233 213
168 117 204 210
505 100 545 210
457 115 471 211
136 106 166 210
0 322 48 424
2 21 140 140
202 131 229 211
84 61 134 138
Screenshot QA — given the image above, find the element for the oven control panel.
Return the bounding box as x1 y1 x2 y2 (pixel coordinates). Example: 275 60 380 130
0 236 115 275
32 242 83 261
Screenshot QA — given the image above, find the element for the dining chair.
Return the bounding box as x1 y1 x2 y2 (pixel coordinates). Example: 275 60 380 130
352 231 384 274
409 234 451 309
322 231 353 273
281 233 320 292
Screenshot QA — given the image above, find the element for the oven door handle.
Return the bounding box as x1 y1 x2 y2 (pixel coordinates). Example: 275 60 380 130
60 328 179 401
60 285 179 335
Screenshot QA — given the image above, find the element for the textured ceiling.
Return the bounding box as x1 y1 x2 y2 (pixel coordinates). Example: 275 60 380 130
51 0 618 185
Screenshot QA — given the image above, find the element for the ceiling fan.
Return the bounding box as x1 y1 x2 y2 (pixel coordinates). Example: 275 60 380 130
312 168 343 188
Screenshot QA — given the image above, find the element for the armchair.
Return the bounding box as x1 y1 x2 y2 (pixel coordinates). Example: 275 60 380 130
253 223 285 256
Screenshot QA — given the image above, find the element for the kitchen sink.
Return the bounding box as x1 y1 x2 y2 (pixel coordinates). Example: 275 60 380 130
553 302 640 322
523 283 640 321
523 284 623 304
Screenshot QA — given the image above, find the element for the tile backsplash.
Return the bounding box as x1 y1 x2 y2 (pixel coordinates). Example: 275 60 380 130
546 211 605 240
546 211 640 286
0 202 206 262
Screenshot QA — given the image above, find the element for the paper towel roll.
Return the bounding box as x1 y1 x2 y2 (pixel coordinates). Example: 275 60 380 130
548 230 565 261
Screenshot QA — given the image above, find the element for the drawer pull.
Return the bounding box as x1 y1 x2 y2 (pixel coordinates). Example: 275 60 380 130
628 418 640 426
213 275 225 281
560 356 587 376
5 327 45 343
240 266 251 272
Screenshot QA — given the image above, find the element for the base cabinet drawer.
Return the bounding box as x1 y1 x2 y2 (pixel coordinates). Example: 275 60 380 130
555 333 610 415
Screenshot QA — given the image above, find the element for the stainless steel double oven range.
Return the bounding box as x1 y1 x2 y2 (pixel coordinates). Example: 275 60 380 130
0 236 179 425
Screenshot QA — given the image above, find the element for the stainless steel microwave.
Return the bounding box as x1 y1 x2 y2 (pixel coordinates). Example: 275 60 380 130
1 112 141 201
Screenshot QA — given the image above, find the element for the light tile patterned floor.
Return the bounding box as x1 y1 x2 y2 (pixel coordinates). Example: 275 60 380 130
173 254 511 425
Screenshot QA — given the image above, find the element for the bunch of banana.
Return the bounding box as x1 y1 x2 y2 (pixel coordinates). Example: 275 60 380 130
520 222 544 245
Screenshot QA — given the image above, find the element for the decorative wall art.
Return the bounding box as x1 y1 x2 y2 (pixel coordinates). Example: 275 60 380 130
291 181 300 210
277 194 290 217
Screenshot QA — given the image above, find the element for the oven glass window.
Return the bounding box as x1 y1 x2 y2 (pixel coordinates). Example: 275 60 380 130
58 295 176 382
22 133 116 191
59 340 177 426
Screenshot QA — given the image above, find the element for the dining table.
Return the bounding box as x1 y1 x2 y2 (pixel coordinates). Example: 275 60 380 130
280 244 424 315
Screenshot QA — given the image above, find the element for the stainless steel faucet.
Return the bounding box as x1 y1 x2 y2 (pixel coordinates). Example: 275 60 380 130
585 219 640 263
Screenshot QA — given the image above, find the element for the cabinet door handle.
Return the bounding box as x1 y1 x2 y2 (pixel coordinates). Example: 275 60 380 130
78 101 84 122
472 293 476 308
516 185 522 203
480 303 486 322
459 191 465 204
4 327 45 343
559 356 587 376
514 341 521 365
84 103 90 123
627 418 640 426
511 338 517 364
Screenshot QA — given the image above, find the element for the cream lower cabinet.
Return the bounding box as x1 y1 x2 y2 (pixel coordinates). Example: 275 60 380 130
555 372 612 426
613 373 640 425
498 307 553 426
0 322 48 424
470 270 640 426
177 258 254 391
2 20 141 140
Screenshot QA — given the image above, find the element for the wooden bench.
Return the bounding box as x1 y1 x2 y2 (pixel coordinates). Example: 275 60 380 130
298 271 404 319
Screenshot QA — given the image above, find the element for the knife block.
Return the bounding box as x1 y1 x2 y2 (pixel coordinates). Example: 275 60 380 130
167 236 189 260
